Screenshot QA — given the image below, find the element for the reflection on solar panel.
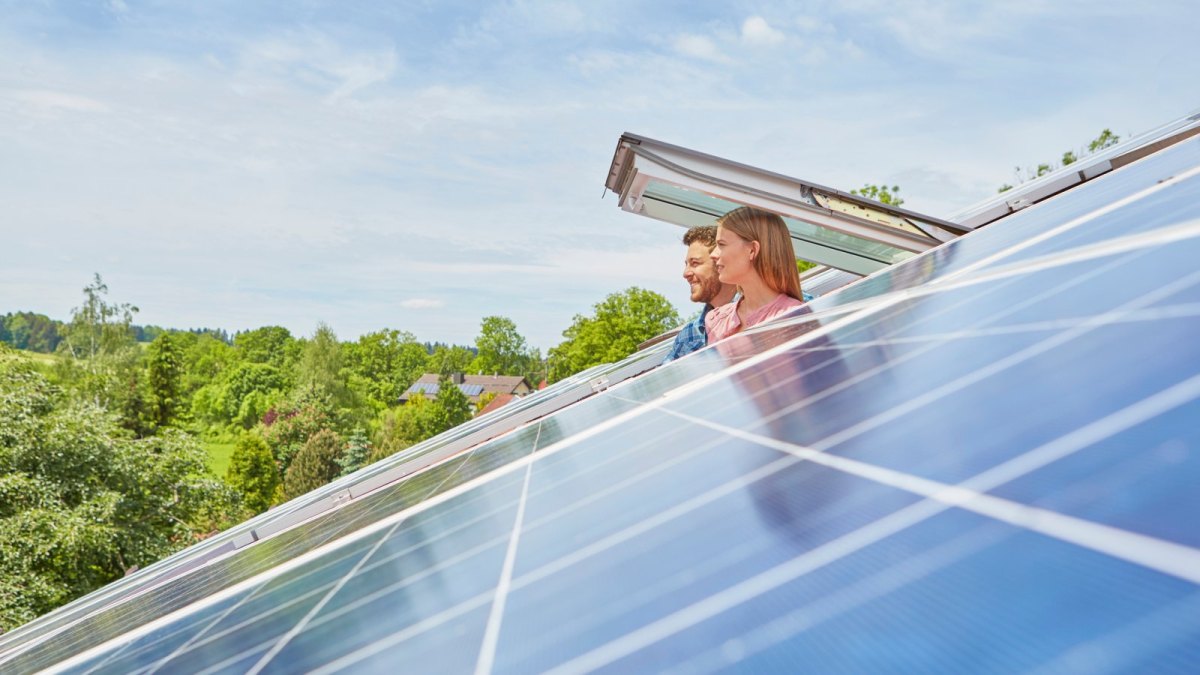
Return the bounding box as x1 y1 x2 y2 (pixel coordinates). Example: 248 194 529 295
5 126 1200 674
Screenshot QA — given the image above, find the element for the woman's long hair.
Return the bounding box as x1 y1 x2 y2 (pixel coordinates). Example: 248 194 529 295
716 206 803 301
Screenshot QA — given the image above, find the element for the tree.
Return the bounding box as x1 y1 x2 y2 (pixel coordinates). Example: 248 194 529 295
294 323 349 408
233 326 295 369
283 429 343 500
431 375 473 434
144 332 183 432
226 433 280 514
469 316 531 377
60 274 138 362
0 352 236 631
344 329 429 407
547 287 680 382
1000 129 1122 192
261 394 332 472
56 275 141 412
336 428 373 477
850 184 904 207
428 344 475 376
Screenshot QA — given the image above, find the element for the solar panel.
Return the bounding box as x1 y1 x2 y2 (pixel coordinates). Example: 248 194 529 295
6 130 1200 673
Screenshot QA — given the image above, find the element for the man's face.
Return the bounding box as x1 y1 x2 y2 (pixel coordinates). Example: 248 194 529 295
683 240 724 304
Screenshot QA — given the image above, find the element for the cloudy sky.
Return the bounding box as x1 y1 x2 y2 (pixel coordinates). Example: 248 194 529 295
2 1 1198 349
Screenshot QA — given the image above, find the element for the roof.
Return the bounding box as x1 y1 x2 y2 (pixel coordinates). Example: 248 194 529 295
475 392 516 417
412 373 531 395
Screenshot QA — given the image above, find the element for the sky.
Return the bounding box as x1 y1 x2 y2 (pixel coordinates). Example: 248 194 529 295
2 1 1198 350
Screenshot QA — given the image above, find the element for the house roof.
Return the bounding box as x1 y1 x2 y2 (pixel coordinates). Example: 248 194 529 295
412 374 530 396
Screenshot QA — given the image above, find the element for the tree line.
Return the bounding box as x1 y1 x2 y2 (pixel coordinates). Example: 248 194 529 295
0 274 679 632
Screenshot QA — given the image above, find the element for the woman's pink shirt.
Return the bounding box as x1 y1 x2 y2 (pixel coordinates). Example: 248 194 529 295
705 293 805 343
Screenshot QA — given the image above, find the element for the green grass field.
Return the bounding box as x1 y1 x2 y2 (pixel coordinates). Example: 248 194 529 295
205 442 236 478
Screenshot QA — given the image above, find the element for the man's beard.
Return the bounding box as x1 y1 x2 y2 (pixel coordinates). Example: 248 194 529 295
694 274 724 304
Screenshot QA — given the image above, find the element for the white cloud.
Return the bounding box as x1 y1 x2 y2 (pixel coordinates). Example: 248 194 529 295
741 16 785 46
672 34 730 63
107 0 129 15
12 89 110 113
399 298 446 310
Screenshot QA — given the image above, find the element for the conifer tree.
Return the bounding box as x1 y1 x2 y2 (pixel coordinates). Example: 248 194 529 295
283 429 342 499
226 433 280 514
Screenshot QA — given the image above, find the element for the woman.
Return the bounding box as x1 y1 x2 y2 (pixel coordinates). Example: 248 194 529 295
706 206 805 343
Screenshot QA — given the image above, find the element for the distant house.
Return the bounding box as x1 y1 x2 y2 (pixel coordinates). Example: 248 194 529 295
398 373 533 406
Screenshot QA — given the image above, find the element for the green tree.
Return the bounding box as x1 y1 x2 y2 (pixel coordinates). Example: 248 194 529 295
294 323 350 408
336 428 373 477
283 429 343 500
144 332 183 432
0 352 236 631
547 287 680 382
469 316 531 377
234 326 295 369
56 275 141 412
428 344 475 376
344 329 429 407
225 433 280 514
850 184 904 207
431 375 473 434
261 394 332 472
1000 129 1122 192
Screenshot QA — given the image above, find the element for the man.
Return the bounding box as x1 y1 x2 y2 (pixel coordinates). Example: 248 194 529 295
664 225 737 362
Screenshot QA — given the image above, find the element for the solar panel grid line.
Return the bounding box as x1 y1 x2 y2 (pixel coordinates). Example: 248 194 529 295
544 360 1200 675
666 409 1200 584
543 498 953 675
759 208 1200 348
475 461 535 675
798 141 1200 314
665 523 1012 674
142 580 266 675
918 161 1200 293
0 362 598 663
782 301 1200 353
246 520 404 674
661 242 1147 430
306 591 496 675
740 263 1200 458
78 415 653 673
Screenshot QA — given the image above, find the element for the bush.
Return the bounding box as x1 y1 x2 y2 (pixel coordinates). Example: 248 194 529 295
226 433 280 514
283 429 342 500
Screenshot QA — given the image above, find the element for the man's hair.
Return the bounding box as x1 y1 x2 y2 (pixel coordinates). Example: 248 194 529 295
682 225 717 249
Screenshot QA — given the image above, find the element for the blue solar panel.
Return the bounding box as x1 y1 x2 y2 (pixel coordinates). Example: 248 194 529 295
6 133 1200 674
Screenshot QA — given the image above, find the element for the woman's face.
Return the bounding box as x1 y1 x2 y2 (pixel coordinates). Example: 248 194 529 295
712 225 758 285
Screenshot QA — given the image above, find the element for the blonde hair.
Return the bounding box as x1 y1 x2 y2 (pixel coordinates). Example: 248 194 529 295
715 206 803 301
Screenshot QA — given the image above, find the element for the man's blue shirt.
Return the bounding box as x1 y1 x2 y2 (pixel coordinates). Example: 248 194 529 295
664 303 712 362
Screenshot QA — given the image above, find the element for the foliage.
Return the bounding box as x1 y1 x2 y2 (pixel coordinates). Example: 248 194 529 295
0 312 64 353
261 394 332 472
0 353 237 631
999 128 1122 193
469 316 533 377
294 323 353 410
431 375 473 434
283 429 343 500
428 344 476 376
144 332 184 432
344 329 428 407
547 287 680 382
233 326 295 370
337 428 373 477
850 184 904 207
225 433 280 515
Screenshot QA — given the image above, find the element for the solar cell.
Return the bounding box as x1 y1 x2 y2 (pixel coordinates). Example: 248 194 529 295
7 124 1200 674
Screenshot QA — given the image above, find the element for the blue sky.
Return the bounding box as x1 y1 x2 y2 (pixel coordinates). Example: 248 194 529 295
2 1 1198 350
